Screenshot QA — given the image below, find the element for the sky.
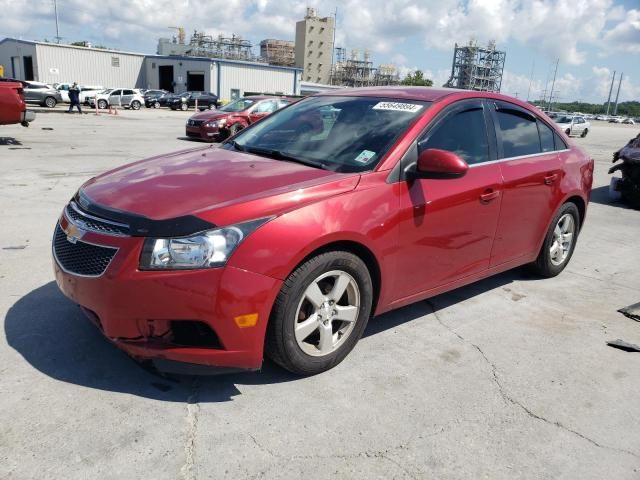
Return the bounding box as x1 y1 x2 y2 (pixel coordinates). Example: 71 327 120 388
2 0 639 104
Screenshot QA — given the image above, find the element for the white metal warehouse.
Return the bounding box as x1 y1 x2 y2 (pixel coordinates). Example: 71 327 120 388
0 38 302 101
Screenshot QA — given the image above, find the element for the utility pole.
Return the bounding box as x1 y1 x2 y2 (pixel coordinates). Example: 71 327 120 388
53 0 61 44
526 58 535 101
606 70 616 116
613 72 623 116
547 58 559 111
330 7 337 85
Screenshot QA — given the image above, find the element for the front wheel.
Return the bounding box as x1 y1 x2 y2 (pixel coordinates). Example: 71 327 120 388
153 101 160 109
44 97 57 108
265 251 373 375
97 99 108 109
581 128 588 138
565 128 571 136
180 103 188 111
531 202 580 277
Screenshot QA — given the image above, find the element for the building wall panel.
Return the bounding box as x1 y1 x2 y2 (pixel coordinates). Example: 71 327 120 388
218 64 297 100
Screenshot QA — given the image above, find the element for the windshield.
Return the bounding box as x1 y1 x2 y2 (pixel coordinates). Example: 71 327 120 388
99 89 113 94
224 96 429 173
220 98 255 112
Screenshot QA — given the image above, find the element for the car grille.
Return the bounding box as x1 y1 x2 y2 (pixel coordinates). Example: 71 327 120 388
53 224 118 277
186 131 201 138
65 201 129 236
188 120 204 127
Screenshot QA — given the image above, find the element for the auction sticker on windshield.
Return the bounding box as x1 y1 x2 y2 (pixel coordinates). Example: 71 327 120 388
354 150 376 164
372 102 423 113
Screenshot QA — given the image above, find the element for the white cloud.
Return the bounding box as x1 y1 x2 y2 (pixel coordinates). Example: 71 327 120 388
603 9 640 53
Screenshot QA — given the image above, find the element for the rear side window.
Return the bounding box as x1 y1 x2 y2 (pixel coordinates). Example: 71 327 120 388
419 107 489 165
554 132 568 150
496 109 541 157
538 120 555 152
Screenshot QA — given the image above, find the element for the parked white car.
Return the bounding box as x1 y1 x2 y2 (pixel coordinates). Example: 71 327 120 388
89 88 145 110
55 83 104 103
554 115 590 137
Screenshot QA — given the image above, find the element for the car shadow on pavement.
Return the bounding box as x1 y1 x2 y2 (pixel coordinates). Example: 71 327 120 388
7 270 533 402
4 282 298 403
589 185 634 209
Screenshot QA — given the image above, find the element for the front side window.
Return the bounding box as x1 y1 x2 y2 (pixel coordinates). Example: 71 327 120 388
226 96 429 173
419 107 489 165
496 109 541 158
254 100 277 113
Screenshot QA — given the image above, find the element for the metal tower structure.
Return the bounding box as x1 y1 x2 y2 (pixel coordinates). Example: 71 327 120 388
444 40 506 92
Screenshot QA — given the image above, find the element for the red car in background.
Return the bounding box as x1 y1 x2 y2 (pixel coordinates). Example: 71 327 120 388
185 96 294 141
53 87 593 376
0 78 35 126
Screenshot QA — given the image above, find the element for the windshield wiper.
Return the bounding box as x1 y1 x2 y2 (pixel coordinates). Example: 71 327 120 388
241 145 327 170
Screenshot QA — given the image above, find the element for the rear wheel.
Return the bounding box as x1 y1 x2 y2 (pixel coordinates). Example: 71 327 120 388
266 251 373 375
44 97 57 108
532 202 579 277
131 100 141 110
581 128 588 138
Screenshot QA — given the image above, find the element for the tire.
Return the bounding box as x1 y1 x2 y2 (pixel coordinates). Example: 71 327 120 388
208 103 215 110
531 202 580 278
580 128 588 138
131 100 141 110
228 123 241 137
565 128 571 136
97 99 108 110
265 251 373 375
180 103 188 111
154 101 160 109
44 97 57 108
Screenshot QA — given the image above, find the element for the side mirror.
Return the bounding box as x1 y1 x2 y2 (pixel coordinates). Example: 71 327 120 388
408 148 469 180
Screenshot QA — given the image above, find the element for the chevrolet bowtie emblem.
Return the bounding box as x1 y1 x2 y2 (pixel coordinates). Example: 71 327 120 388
63 222 85 244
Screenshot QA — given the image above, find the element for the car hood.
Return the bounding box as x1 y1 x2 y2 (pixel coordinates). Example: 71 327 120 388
189 111 234 122
80 146 360 225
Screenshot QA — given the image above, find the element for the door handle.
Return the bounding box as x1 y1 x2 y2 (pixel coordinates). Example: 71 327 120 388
544 173 559 185
480 189 500 203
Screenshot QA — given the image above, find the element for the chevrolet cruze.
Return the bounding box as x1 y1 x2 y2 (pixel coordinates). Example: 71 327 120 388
53 87 594 375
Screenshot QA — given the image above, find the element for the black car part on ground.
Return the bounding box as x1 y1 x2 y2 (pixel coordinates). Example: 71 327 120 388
609 133 640 209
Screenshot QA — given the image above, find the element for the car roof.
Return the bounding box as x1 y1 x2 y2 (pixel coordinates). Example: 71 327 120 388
314 86 545 111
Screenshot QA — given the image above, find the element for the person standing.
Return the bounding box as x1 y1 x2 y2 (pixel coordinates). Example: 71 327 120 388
67 82 82 113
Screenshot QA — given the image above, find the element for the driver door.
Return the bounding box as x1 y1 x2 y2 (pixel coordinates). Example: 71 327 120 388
393 100 503 298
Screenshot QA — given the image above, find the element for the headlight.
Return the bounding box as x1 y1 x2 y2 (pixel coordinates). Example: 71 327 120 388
206 119 226 128
139 218 270 270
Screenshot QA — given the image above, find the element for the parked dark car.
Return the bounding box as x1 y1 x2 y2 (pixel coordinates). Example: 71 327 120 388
168 91 219 111
143 89 169 108
23 81 63 108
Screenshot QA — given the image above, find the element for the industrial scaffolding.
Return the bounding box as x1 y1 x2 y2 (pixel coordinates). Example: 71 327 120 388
182 30 263 62
330 49 400 87
444 40 506 92
260 39 295 67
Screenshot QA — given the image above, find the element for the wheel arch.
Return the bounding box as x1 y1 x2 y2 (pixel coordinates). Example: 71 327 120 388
287 240 382 317
565 195 586 229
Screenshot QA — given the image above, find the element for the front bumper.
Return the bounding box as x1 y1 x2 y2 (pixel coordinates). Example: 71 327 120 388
21 110 36 124
52 213 282 371
186 125 222 141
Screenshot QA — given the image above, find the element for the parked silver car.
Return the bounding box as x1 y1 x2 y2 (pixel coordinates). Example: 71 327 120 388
554 115 590 137
23 81 63 108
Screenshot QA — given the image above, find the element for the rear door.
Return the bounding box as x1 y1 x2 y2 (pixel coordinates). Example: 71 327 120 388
488 101 564 266
121 89 135 106
393 99 503 298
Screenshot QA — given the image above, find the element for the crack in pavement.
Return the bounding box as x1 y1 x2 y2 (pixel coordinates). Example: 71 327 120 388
180 379 201 480
426 300 640 460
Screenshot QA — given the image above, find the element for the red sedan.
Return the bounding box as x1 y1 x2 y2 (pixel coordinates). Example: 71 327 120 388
185 96 294 142
53 87 593 375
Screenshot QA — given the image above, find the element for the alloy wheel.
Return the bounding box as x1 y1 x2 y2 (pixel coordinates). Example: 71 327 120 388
550 213 575 266
294 270 360 357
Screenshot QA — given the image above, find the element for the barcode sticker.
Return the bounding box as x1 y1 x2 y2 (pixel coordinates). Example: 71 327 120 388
372 102 423 113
